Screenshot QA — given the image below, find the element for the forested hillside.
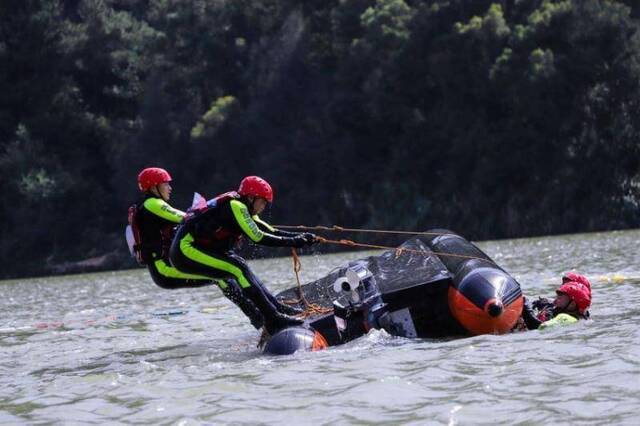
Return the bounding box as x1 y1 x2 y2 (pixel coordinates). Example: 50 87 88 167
1 0 639 278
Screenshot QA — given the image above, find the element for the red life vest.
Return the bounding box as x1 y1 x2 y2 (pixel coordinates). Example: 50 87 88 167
128 202 178 264
183 191 239 220
183 191 242 247
127 204 145 265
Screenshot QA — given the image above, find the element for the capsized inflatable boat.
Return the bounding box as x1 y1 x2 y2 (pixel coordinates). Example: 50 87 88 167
264 230 523 355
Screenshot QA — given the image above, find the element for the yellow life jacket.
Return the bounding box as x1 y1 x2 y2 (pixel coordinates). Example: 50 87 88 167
539 313 578 330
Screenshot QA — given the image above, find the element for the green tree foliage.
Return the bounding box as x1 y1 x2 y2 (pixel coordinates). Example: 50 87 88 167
1 0 639 278
191 96 239 140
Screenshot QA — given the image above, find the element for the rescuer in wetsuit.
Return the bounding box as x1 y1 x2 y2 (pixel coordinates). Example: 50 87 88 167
169 176 318 334
518 272 592 330
132 167 214 290
132 168 270 330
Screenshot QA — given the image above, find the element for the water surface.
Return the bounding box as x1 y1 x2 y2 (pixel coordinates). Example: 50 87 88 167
1 230 639 424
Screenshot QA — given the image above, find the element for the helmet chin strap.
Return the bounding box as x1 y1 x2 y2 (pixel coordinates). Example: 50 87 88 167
554 298 577 315
247 196 257 214
150 185 168 202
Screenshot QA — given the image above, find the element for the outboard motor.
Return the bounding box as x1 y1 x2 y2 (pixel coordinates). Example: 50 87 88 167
262 265 385 355
331 265 388 343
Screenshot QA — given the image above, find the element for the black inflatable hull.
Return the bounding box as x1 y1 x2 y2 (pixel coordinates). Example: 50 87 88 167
271 230 523 352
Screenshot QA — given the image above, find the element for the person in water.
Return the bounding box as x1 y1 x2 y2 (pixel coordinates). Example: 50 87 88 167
169 175 317 334
130 167 214 290
517 272 592 330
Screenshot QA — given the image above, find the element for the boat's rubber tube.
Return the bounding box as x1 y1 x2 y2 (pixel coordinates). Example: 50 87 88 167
426 232 523 335
263 327 328 355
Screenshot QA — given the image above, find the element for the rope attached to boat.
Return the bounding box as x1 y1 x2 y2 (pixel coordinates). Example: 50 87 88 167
285 248 332 317
275 224 454 237
315 237 494 262
282 226 495 318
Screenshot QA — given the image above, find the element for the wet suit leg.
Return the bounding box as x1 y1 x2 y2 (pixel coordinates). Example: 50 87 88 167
147 258 214 290
145 256 267 330
170 232 302 334
221 253 303 317
220 279 264 330
216 253 302 315
166 248 264 329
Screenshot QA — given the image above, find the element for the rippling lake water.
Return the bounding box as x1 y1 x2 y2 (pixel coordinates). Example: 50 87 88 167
1 230 639 424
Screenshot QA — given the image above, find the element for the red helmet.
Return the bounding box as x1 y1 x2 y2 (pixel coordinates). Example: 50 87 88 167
238 176 273 202
562 272 591 295
138 167 172 191
557 282 591 315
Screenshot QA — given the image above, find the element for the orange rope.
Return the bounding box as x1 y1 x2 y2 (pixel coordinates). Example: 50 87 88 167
316 237 495 263
285 248 332 318
282 233 494 320
275 224 455 237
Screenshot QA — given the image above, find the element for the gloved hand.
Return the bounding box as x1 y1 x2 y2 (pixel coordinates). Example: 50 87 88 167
301 232 318 245
291 233 317 248
531 297 551 311
292 234 308 248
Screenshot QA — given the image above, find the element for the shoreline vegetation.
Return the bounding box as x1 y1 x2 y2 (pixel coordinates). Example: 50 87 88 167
2 1 640 280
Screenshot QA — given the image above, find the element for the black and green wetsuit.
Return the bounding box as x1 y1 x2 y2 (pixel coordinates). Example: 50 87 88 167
136 195 212 289
169 192 310 333
520 297 588 330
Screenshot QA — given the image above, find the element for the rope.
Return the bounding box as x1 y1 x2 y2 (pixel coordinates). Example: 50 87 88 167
281 230 494 320
316 237 495 263
285 248 332 318
276 224 488 260
275 224 455 237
